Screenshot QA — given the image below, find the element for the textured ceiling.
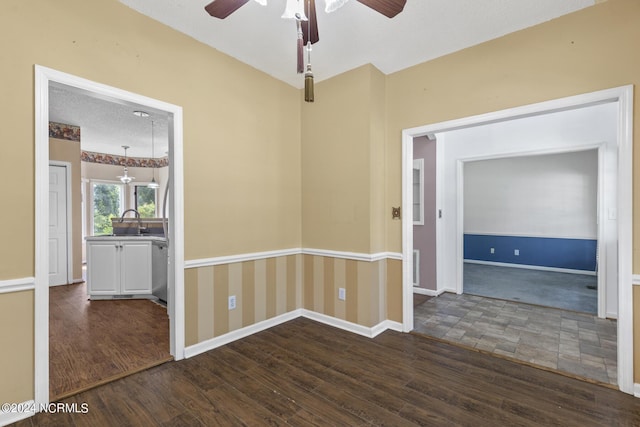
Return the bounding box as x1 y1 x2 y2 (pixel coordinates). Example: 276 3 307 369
120 0 595 88
51 0 596 156
49 83 170 158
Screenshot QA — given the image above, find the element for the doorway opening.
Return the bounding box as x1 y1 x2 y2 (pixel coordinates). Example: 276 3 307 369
34 65 185 405
402 86 633 394
462 149 599 315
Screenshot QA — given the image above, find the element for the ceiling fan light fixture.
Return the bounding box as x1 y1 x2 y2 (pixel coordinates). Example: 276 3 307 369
282 0 308 20
324 0 349 13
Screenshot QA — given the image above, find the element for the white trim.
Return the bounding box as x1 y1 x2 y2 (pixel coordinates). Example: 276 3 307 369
632 275 640 286
184 310 302 358
412 158 425 225
34 64 51 408
412 250 420 286
34 66 186 410
413 286 443 297
184 308 403 359
634 383 640 398
0 277 36 294
616 85 634 394
303 248 402 262
463 259 597 276
401 130 414 332
0 400 36 426
185 248 403 269
49 161 73 286
301 310 400 338
401 85 634 394
185 248 301 269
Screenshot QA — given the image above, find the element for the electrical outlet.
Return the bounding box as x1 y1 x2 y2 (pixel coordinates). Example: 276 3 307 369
514 249 520 256
228 295 236 310
338 288 346 301
490 248 495 254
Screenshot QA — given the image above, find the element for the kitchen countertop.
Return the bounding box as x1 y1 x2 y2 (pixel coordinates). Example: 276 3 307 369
86 235 167 243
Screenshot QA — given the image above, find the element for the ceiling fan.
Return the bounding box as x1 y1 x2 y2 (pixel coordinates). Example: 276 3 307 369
204 0 407 45
204 0 407 102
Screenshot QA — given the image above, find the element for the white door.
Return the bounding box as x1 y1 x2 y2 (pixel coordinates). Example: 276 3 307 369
49 165 68 286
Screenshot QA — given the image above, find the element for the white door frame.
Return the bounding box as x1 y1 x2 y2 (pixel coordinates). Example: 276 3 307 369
401 86 633 394
48 161 73 286
34 65 186 405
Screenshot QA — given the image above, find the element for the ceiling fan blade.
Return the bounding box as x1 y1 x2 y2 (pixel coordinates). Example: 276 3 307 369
302 0 320 45
356 0 406 18
204 0 250 19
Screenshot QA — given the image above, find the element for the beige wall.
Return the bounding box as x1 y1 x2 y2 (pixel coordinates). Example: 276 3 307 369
50 137 83 282
384 0 640 257
0 291 34 404
301 64 387 253
185 255 301 346
0 0 301 404
3 0 640 408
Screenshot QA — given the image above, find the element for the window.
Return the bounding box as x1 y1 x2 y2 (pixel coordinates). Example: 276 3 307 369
413 158 424 225
134 185 157 218
92 182 124 235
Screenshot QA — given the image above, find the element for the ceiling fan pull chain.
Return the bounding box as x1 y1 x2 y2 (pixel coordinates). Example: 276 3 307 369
296 17 304 73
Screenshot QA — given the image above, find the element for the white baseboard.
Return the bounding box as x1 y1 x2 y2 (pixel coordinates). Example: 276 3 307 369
0 400 36 426
633 275 640 286
184 308 403 359
413 287 442 297
184 309 302 358
464 259 596 276
301 310 400 338
634 383 640 398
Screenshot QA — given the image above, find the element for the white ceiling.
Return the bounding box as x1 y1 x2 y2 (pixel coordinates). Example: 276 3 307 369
50 0 595 156
120 0 595 88
49 83 171 158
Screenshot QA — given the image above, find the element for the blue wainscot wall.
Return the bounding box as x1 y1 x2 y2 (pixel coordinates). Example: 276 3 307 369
463 234 597 272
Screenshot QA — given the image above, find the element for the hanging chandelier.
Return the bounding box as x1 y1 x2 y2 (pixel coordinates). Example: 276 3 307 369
117 145 135 184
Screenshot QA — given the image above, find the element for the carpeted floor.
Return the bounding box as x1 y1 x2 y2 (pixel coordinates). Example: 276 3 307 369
463 262 597 314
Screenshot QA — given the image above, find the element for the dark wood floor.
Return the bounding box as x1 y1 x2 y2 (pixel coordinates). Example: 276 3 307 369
49 283 172 400
17 317 640 426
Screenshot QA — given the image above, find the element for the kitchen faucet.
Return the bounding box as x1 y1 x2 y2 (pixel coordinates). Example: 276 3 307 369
119 209 147 234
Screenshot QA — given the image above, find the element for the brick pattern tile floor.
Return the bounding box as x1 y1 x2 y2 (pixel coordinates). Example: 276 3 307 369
413 292 617 385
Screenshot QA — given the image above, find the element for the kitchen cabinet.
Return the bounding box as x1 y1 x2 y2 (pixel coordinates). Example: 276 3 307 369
86 238 153 298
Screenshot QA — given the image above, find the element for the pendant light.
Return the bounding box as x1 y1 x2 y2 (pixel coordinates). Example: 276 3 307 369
147 120 159 189
117 145 135 184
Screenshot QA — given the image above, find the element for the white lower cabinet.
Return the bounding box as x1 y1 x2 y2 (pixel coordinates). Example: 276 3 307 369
87 240 152 297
